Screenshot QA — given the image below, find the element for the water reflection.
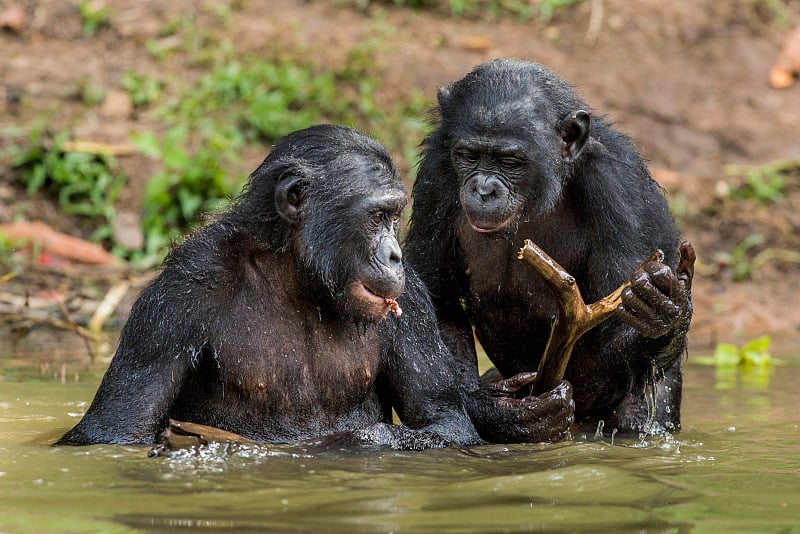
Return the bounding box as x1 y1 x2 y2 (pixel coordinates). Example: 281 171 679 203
1 331 799 532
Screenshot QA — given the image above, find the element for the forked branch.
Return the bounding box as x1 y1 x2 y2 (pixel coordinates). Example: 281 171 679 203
518 240 663 395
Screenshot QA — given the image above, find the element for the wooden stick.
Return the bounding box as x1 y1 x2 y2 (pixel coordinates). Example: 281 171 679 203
518 240 663 395
62 140 138 157
158 419 256 452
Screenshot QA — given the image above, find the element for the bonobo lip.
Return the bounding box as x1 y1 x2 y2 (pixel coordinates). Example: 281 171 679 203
361 283 400 302
467 213 515 234
352 282 401 318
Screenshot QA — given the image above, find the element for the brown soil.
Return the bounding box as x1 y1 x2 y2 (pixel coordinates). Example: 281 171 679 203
1 0 800 353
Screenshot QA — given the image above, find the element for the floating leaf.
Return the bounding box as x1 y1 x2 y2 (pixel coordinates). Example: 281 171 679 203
712 343 741 367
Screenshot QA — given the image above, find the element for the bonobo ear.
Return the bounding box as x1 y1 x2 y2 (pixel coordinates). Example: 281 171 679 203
274 172 308 223
559 110 591 163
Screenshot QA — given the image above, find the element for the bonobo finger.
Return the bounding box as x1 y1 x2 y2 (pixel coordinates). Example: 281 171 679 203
617 287 675 338
618 300 671 338
520 380 574 413
486 371 538 394
677 241 696 291
627 268 681 319
495 396 522 409
620 284 652 317
642 261 683 301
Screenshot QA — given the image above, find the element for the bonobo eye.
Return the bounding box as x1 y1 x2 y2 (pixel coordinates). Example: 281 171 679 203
498 156 524 168
372 211 400 225
453 149 479 164
371 211 400 227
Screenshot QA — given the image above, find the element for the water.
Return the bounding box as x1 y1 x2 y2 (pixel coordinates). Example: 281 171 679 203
1 330 798 533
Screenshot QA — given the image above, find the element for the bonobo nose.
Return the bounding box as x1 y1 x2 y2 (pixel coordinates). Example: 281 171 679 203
379 236 403 270
470 176 501 203
388 240 402 267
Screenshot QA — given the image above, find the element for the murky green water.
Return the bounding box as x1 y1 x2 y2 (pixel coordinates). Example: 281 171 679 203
1 330 798 533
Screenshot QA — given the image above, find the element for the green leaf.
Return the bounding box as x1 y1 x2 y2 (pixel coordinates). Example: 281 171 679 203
712 343 741 367
740 335 771 355
741 349 772 367
131 131 161 158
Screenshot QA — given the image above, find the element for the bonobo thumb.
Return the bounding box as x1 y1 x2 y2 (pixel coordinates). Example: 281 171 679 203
676 241 696 292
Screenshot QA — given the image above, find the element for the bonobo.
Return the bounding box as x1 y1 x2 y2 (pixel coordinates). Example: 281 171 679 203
405 59 695 437
57 125 482 450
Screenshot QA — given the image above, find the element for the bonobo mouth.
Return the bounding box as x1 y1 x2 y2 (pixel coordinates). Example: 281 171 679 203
351 282 403 318
467 213 515 234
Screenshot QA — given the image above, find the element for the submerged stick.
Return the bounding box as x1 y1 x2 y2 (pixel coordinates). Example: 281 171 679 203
518 240 663 395
149 419 257 456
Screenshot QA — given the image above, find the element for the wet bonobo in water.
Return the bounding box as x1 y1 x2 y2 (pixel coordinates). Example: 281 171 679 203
405 60 695 439
57 125 482 450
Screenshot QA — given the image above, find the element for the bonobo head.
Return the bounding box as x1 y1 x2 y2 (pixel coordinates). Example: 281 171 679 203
435 59 592 234
238 125 407 322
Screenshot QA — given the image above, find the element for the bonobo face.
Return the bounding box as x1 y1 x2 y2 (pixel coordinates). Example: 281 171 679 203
288 148 407 323
342 177 407 322
439 61 588 235
449 127 565 235
451 135 534 234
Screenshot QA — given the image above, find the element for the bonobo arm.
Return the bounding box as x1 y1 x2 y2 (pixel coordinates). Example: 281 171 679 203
384 268 575 445
570 242 695 432
410 278 576 442
56 274 196 445
376 268 482 448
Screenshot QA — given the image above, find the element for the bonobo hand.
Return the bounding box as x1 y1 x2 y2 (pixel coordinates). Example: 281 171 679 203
618 241 696 340
468 371 575 443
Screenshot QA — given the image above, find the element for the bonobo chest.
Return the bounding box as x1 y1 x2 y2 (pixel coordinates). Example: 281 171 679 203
455 219 583 372
221 302 383 404
173 280 389 442
457 226 554 322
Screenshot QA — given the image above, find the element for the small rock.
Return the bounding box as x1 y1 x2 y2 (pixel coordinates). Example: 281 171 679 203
112 211 144 250
100 90 133 118
0 5 25 33
770 26 800 89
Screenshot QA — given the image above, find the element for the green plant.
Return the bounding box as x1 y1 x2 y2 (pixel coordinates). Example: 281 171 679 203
132 36 432 260
695 336 776 390
347 0 581 20
0 240 18 270
714 233 765 281
538 0 584 22
78 0 112 37
752 0 795 29
724 159 798 204
132 126 237 259
169 59 347 143
121 72 163 108
74 77 105 106
708 336 773 368
9 129 126 242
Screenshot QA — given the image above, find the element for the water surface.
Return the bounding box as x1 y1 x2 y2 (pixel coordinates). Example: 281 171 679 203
1 330 798 532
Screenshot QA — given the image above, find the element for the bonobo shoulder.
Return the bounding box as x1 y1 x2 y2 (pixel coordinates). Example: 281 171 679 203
161 222 248 285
